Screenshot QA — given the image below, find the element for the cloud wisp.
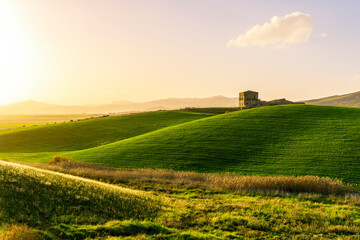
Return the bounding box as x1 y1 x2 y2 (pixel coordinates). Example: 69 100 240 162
228 12 313 48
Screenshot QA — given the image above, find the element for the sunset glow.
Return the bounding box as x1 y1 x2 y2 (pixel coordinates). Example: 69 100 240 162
0 1 41 104
0 0 360 105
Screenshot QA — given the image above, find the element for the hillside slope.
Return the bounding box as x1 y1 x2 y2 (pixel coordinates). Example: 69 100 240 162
306 91 360 107
0 111 213 152
68 105 360 183
0 160 159 227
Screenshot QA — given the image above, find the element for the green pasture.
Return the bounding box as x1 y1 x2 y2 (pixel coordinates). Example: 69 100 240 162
69 105 360 183
0 114 99 130
1 105 360 183
0 111 213 152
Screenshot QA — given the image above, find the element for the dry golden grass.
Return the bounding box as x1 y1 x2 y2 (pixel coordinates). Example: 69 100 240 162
29 159 357 196
207 174 354 195
0 224 42 240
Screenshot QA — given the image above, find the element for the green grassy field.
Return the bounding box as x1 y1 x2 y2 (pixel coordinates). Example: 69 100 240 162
1 160 360 239
1 105 360 184
0 161 160 237
0 111 213 152
67 105 360 183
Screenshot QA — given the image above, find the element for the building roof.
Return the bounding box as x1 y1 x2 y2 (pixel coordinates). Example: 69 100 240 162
242 90 258 94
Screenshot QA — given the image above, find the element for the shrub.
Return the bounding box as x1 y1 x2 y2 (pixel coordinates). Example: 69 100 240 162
48 155 72 165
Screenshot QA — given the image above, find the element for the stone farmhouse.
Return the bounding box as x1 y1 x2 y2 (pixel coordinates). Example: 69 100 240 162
239 90 305 109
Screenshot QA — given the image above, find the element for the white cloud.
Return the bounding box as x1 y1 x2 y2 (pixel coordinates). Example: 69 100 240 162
318 33 327 37
228 12 313 48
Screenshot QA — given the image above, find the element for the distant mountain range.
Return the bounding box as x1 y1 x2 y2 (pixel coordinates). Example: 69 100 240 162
0 96 238 115
305 91 360 107
1 91 359 115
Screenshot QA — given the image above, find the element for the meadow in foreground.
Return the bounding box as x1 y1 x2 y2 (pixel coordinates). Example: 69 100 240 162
1 159 360 239
0 161 160 234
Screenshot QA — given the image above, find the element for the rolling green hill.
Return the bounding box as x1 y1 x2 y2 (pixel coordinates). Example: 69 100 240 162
0 110 213 152
1 105 360 183
2 105 360 238
66 105 360 183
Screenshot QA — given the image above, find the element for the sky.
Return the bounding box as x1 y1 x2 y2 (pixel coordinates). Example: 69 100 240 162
0 0 360 105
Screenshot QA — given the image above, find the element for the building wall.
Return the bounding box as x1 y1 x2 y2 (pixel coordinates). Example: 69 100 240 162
239 91 259 108
239 92 246 108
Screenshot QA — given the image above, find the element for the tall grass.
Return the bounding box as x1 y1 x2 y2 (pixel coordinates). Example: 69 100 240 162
33 159 357 196
207 174 354 195
0 161 160 228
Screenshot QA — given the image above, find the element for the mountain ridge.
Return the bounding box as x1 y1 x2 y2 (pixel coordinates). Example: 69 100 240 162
2 90 359 115
0 96 238 115
305 91 360 107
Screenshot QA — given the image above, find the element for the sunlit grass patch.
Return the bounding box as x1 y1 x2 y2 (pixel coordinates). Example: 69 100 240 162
0 110 212 152
0 224 44 240
0 161 161 228
0 122 49 130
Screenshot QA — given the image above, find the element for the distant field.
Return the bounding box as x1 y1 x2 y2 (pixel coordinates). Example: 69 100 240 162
0 114 101 130
0 111 213 152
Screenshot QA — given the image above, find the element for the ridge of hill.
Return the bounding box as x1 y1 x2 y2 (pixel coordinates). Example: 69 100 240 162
305 91 360 107
65 105 360 183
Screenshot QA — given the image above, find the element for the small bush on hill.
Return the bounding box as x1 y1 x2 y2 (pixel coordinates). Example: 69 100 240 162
48 155 72 165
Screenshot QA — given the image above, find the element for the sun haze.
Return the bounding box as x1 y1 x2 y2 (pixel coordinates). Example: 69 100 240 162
1 0 360 105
